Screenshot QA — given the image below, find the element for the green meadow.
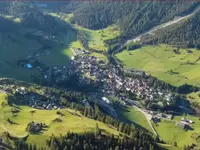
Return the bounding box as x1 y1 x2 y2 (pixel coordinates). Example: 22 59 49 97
0 14 78 82
187 92 200 103
154 115 200 148
89 52 108 64
49 13 120 52
74 24 120 52
86 25 120 51
114 105 153 133
0 34 41 82
116 44 200 86
0 33 74 82
0 93 120 145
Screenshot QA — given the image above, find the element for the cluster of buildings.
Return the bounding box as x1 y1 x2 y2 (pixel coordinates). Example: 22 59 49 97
176 118 194 130
18 48 75 83
0 84 65 111
144 110 173 123
71 53 175 108
15 87 64 110
16 46 177 117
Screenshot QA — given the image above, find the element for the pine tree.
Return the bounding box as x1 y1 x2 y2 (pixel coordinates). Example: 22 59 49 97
33 144 37 150
115 145 120 150
95 123 101 137
174 141 178 147
118 122 124 132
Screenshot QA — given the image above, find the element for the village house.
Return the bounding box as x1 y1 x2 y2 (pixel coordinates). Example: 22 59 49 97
176 121 190 130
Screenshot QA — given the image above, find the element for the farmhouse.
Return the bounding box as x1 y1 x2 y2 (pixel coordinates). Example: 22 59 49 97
181 118 194 124
176 121 190 129
102 97 111 104
15 87 27 95
152 117 161 123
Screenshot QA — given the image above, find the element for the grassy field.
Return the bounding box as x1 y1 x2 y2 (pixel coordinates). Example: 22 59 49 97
116 44 200 86
49 13 120 52
187 92 200 103
77 25 120 52
0 93 120 145
37 29 76 66
154 115 200 148
0 14 77 82
89 52 108 63
0 33 74 81
84 25 120 51
0 34 42 82
114 105 153 133
1 15 21 23
158 143 181 150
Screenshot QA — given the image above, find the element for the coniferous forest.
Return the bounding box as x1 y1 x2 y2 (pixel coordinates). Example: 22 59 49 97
68 1 200 48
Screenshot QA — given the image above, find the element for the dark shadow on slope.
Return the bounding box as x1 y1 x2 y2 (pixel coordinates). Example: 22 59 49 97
0 11 79 83
0 16 19 33
113 104 152 133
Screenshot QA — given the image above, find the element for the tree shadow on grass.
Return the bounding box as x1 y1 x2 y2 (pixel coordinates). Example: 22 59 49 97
114 104 152 133
28 127 49 135
12 105 22 110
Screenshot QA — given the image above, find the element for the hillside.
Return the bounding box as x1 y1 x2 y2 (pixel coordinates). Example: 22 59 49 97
0 3 78 83
0 93 120 145
142 10 200 48
69 1 199 40
116 44 200 86
153 115 200 148
1 2 200 150
0 79 161 150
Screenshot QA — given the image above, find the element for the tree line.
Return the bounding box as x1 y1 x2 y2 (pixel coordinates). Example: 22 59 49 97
142 10 200 48
68 1 199 46
13 130 158 150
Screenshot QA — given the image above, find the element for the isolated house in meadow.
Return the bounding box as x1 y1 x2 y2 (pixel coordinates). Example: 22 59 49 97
152 117 161 123
176 121 190 129
181 118 194 124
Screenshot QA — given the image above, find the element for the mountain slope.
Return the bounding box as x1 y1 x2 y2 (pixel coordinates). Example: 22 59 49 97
142 10 200 48
0 94 119 145
70 1 199 39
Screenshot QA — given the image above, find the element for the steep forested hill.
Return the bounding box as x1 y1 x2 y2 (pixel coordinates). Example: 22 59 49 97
70 1 199 40
7 2 73 35
142 10 200 48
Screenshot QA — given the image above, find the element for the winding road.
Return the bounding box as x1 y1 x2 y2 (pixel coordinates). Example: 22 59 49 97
125 6 200 45
133 106 162 140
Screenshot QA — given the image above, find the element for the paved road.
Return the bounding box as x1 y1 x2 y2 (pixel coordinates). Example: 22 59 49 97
134 106 164 141
123 99 163 140
125 6 200 45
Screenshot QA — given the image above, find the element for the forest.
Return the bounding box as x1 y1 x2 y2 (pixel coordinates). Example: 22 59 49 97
69 1 200 44
13 130 158 150
142 11 200 48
